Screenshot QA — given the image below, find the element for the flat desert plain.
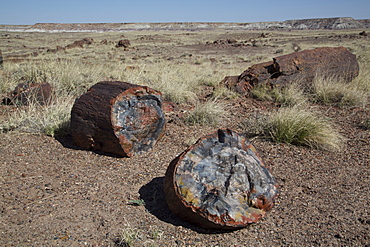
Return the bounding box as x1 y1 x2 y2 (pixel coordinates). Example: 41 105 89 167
0 27 369 246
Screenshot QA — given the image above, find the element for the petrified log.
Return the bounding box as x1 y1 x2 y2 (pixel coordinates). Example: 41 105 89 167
65 38 93 49
224 46 359 94
70 81 165 157
164 129 278 229
116 39 131 48
2 82 52 105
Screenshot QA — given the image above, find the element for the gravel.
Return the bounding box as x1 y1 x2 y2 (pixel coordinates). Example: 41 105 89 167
1 98 369 246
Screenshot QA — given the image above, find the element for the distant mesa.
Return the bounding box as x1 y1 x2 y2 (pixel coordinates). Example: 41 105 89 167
0 17 369 32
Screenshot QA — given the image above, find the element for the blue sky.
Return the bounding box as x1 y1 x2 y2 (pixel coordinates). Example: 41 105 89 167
1 0 369 25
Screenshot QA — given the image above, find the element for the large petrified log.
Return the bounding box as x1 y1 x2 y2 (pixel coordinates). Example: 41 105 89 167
223 46 359 94
2 82 52 105
70 81 165 157
164 129 278 229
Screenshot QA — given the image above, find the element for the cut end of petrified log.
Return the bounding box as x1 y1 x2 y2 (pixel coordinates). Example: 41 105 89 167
164 129 278 230
111 87 166 157
70 81 165 157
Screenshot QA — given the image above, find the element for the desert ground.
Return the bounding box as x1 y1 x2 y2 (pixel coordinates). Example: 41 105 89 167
0 26 369 246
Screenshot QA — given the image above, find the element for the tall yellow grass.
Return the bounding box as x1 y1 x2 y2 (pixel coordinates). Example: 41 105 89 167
1 29 369 142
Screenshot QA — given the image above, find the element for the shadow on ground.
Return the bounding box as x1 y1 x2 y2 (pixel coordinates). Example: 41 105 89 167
55 134 126 158
139 176 242 234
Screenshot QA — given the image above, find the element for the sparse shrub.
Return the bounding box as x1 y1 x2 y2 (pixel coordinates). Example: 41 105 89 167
267 106 344 151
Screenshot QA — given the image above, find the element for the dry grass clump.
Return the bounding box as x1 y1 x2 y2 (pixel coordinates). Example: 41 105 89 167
251 60 369 108
1 60 108 97
184 99 226 126
275 83 307 106
312 74 368 107
250 84 273 101
114 228 139 247
113 226 163 247
147 66 198 104
1 29 368 140
241 106 344 151
311 56 370 107
350 59 370 96
0 58 235 135
267 106 344 151
240 112 270 138
251 82 307 107
0 60 110 136
119 61 226 104
211 86 240 100
1 96 73 136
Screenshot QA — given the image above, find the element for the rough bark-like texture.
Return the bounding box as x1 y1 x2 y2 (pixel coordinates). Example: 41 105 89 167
224 46 359 94
2 82 52 105
164 129 278 230
70 81 165 157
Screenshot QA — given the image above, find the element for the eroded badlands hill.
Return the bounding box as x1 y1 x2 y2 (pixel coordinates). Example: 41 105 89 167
1 17 369 32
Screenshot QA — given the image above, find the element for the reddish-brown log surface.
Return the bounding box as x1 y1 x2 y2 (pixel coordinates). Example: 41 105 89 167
164 129 278 230
224 46 359 94
2 82 52 105
70 81 165 157
116 39 131 48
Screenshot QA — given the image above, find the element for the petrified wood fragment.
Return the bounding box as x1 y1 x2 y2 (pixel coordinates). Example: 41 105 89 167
65 38 94 49
70 81 165 157
116 39 131 48
164 129 278 229
224 46 359 94
2 82 52 105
